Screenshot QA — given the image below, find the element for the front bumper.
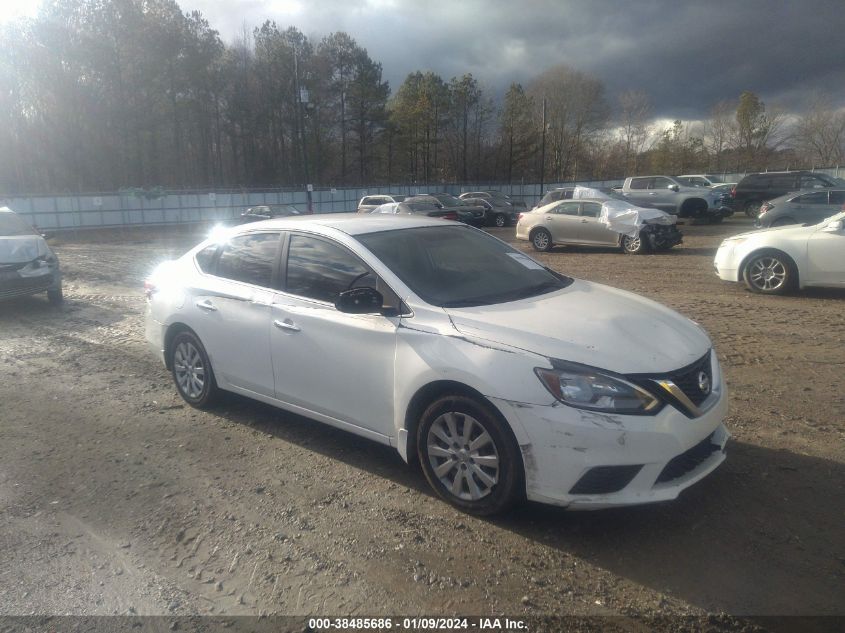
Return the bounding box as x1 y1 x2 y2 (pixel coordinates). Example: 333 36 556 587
489 371 729 508
0 261 61 301
713 242 740 282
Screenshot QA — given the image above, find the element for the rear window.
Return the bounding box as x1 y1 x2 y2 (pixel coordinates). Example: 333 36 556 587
0 212 37 236
628 178 649 190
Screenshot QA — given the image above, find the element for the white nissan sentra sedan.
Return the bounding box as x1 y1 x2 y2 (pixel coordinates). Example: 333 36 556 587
145 215 728 515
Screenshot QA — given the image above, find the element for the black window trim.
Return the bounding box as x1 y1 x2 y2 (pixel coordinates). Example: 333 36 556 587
278 230 410 316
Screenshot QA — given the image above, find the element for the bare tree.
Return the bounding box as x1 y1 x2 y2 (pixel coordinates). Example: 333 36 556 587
617 90 653 174
793 95 845 166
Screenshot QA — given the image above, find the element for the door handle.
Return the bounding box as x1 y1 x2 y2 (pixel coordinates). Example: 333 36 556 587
195 299 217 312
545 216 553 220
273 319 300 332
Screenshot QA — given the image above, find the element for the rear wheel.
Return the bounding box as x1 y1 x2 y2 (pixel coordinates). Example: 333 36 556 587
744 201 761 218
742 250 796 295
417 395 523 516
494 213 507 228
170 330 219 408
531 228 552 252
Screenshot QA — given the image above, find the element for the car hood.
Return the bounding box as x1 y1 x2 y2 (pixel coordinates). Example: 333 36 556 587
0 235 51 264
445 279 710 374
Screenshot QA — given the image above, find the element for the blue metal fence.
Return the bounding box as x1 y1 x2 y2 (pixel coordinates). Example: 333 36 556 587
3 166 841 231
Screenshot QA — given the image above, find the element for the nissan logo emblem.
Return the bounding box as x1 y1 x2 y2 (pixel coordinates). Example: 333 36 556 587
698 371 711 395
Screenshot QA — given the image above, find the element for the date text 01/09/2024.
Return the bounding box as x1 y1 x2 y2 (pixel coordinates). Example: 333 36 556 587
307 617 528 630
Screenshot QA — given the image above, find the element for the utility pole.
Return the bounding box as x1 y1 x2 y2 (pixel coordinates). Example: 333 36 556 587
293 45 312 212
539 97 546 196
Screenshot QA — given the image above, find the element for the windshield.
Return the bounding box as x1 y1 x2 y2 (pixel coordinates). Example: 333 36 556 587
358 225 571 307
431 193 463 206
0 212 37 237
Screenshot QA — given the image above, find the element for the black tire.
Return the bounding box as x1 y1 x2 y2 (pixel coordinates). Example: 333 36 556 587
744 201 761 218
742 249 796 295
417 395 523 516
494 213 507 228
530 228 552 252
47 286 64 305
169 330 219 408
622 233 649 254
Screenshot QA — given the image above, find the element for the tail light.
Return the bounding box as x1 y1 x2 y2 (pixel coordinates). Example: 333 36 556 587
442 212 458 221
759 202 771 214
730 186 736 198
518 213 524 222
144 279 156 298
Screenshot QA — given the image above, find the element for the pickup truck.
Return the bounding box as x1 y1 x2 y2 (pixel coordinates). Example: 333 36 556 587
620 175 732 222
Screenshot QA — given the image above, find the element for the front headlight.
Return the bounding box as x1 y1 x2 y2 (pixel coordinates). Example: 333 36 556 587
535 362 661 415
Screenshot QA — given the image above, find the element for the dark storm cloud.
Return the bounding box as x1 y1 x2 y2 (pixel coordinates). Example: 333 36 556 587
189 0 845 117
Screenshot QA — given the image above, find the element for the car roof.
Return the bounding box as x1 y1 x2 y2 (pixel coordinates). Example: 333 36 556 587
230 213 451 236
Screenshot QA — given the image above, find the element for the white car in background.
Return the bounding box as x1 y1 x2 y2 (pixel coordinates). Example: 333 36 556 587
146 215 728 515
714 212 845 294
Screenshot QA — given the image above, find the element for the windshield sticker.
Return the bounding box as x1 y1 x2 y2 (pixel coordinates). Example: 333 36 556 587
507 252 545 270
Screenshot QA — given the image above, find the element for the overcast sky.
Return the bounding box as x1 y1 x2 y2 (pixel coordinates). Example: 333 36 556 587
9 0 845 119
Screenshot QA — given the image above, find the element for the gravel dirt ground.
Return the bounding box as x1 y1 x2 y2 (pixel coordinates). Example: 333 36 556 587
0 217 843 631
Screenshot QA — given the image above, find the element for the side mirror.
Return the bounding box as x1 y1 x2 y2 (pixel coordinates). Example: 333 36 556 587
335 287 384 314
823 219 843 232
668 184 680 192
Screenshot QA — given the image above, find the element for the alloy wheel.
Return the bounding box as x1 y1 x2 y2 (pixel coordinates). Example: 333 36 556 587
426 411 500 501
748 256 787 292
173 340 206 399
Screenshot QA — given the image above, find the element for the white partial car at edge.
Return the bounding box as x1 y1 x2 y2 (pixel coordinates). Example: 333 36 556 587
145 215 728 515
714 211 845 294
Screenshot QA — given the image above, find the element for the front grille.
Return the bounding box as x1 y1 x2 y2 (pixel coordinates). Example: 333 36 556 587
0 262 28 273
569 465 643 495
667 351 712 406
0 274 53 300
655 432 720 484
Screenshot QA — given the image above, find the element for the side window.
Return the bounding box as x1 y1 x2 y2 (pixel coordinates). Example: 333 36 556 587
628 178 649 190
650 177 674 189
798 191 829 204
581 202 602 218
195 245 218 273
554 201 581 216
216 233 280 288
286 235 375 303
800 175 827 189
828 191 845 205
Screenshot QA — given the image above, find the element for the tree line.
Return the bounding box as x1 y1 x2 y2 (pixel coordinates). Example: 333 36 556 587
1 0 843 195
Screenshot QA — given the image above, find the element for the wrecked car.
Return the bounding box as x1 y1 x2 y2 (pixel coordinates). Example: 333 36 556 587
516 186 683 254
0 207 63 304
145 214 727 515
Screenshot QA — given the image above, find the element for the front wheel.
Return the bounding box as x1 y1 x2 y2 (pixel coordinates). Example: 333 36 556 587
622 233 649 254
417 395 523 516
47 285 64 305
494 213 507 228
531 228 552 252
170 330 219 408
742 250 796 295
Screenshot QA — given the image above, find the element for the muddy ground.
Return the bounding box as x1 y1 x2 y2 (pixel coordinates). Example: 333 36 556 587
0 216 842 631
